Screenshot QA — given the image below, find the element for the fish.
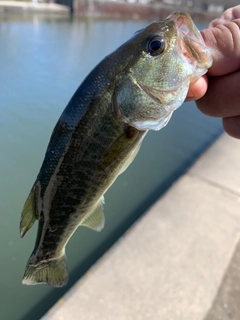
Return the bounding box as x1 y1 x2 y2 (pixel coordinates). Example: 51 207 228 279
20 11 212 287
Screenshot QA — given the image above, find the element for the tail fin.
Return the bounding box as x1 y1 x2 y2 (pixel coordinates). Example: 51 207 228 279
22 255 68 287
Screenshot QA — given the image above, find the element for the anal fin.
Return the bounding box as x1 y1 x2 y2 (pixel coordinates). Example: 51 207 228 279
81 197 105 232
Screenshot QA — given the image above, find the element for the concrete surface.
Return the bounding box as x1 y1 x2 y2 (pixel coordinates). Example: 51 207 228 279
42 133 240 320
0 1 69 14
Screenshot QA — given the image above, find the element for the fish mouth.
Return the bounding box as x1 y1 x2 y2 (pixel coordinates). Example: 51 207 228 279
168 12 212 75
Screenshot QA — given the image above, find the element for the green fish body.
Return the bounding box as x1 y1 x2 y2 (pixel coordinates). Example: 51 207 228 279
20 12 212 287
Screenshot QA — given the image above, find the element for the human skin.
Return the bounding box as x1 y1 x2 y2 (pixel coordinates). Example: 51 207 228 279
186 6 240 139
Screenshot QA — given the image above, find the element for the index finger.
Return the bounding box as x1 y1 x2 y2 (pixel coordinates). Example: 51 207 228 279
209 6 240 26
200 9 240 76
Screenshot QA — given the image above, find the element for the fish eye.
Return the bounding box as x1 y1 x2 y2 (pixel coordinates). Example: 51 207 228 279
148 36 165 56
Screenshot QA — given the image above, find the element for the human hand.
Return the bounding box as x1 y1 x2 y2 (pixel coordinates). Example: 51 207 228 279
186 6 240 138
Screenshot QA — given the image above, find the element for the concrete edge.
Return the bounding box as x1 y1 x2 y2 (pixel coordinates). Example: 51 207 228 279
0 2 70 14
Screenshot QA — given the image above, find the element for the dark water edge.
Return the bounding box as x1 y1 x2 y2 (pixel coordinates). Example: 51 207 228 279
73 1 219 22
0 0 220 22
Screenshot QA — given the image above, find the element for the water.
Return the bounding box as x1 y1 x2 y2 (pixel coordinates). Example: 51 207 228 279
0 14 222 320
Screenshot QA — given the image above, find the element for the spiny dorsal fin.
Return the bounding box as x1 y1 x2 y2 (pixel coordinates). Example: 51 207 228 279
20 187 38 238
81 197 105 232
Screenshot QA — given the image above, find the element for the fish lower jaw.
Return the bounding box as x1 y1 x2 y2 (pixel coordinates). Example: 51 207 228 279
132 112 173 131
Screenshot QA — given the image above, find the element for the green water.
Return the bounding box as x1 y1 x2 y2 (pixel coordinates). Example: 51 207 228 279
0 14 222 320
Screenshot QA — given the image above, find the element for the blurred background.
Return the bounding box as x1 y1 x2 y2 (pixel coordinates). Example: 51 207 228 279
0 0 235 319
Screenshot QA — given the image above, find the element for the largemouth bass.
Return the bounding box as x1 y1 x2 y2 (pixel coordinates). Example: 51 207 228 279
20 12 212 287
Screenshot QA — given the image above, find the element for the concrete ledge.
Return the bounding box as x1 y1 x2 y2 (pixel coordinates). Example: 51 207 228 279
0 1 70 14
42 133 240 320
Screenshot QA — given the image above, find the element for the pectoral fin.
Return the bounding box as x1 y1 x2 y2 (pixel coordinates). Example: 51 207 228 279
100 126 140 170
81 197 105 232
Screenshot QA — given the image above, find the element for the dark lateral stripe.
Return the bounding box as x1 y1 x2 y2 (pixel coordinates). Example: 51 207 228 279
204 239 240 320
